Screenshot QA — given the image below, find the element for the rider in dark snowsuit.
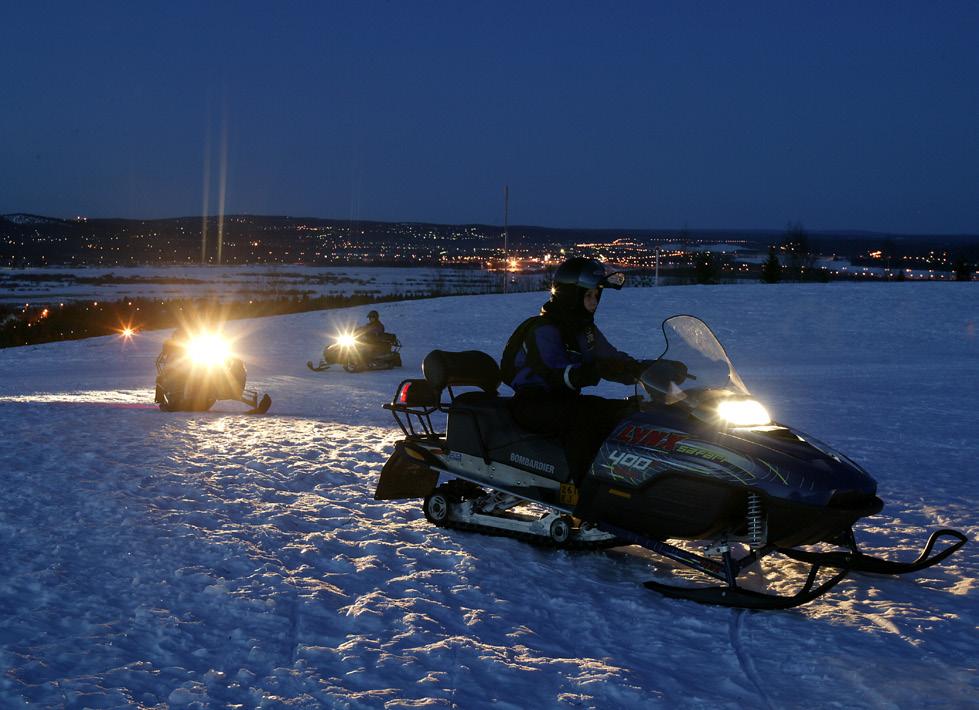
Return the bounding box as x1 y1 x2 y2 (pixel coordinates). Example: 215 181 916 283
502 257 685 481
355 310 386 357
356 310 385 339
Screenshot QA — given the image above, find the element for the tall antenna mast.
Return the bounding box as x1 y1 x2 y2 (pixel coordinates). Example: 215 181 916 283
503 184 509 294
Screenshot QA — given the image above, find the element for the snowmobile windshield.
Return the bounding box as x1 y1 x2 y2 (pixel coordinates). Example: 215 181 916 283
639 315 750 406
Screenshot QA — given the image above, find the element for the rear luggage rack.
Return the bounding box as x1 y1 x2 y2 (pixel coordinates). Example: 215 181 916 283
384 350 503 441
384 378 443 439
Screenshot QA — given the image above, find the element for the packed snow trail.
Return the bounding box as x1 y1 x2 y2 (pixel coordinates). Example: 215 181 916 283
0 283 976 708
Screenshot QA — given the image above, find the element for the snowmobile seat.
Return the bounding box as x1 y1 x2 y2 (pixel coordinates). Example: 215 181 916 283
422 349 501 398
367 332 400 351
421 350 572 482
445 392 574 483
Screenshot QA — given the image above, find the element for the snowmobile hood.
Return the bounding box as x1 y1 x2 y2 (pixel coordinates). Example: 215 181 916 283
592 411 877 509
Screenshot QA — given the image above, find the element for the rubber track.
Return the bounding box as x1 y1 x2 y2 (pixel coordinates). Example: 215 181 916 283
437 513 621 551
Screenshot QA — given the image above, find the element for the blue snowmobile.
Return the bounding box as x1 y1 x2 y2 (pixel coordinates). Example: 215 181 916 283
375 315 966 609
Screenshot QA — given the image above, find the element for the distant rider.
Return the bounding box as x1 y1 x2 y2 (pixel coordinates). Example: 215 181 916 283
501 257 686 481
356 310 385 339
355 310 387 356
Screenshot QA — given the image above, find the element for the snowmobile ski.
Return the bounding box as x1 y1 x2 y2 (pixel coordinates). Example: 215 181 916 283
643 563 850 610
244 393 272 415
778 527 967 576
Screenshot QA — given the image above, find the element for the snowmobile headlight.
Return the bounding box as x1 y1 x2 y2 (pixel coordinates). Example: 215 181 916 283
336 333 358 348
717 398 771 426
187 334 231 366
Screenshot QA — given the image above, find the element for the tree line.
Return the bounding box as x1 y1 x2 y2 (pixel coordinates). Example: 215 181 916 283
0 291 442 349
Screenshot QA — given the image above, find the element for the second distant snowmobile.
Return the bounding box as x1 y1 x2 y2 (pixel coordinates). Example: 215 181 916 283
307 331 402 373
155 330 271 414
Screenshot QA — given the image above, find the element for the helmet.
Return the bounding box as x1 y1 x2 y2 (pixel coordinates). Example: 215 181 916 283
549 257 625 318
367 310 379 321
552 257 625 291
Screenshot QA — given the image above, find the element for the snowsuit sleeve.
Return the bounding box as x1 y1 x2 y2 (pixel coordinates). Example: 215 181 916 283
591 326 640 385
509 320 638 393
510 323 583 394
524 322 587 392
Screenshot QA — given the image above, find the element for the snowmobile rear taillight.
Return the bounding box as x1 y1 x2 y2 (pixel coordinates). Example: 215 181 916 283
397 382 412 404
393 379 439 407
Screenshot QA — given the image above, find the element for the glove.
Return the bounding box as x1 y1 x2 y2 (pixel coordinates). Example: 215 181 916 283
642 359 688 387
597 358 633 384
568 362 601 389
629 359 658 382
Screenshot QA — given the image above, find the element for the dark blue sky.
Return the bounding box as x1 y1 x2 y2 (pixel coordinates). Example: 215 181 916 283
2 2 977 233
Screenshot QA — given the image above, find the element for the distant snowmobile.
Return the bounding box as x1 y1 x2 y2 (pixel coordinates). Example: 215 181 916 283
307 330 402 373
154 329 271 413
375 316 966 609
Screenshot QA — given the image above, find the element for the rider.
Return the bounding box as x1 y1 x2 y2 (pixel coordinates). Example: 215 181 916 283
356 310 385 337
155 326 190 405
355 310 386 356
156 326 189 370
502 257 686 481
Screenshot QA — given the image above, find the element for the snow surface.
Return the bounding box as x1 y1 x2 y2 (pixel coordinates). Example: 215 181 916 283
0 265 544 305
0 282 976 709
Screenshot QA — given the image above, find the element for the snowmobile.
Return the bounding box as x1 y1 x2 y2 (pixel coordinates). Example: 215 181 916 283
307 330 402 373
154 331 271 414
375 315 966 609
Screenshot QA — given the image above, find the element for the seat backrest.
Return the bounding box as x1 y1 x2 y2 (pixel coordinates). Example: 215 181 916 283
422 350 501 395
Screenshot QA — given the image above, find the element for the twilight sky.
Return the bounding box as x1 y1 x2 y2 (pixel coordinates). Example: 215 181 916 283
2 1 977 233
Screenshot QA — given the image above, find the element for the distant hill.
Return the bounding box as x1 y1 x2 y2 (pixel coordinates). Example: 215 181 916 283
1 213 976 267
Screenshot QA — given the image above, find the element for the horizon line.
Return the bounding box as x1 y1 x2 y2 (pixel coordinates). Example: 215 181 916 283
1 211 977 239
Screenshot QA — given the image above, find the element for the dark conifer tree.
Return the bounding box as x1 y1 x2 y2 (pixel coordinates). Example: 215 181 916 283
762 247 782 283
695 253 717 284
953 256 973 281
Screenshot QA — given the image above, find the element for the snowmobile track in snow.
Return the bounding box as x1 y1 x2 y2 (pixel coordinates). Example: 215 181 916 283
730 608 775 710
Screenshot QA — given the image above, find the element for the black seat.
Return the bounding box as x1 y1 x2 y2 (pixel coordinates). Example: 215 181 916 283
446 393 574 483
423 350 501 394
419 349 573 483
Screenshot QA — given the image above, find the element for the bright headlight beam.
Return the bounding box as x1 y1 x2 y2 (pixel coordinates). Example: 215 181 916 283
336 333 358 348
187 333 230 365
717 399 771 426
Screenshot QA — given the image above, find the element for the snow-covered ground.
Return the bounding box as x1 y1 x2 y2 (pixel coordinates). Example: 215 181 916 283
0 282 976 708
0 265 545 305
